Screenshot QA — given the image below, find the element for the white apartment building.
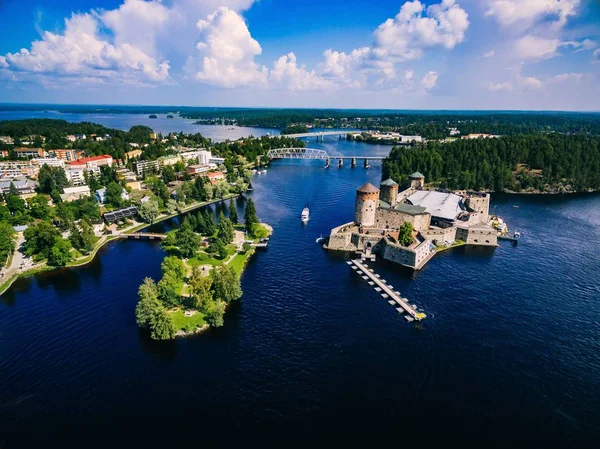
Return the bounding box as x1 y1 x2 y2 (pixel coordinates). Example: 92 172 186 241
33 158 65 168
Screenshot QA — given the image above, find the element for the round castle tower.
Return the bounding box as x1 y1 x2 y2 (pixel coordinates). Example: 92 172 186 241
409 171 425 189
355 182 380 227
380 178 398 207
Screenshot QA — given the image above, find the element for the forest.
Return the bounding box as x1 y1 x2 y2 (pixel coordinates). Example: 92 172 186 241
382 134 600 193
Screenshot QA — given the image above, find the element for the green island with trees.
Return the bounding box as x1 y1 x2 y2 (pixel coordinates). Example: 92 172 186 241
135 198 272 340
0 118 297 296
382 134 600 193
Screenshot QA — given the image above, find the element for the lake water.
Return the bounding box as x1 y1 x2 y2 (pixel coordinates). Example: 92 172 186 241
0 110 278 142
0 128 599 447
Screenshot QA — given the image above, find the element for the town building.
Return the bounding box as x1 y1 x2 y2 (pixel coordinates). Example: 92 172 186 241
69 155 113 171
60 186 91 202
65 168 90 186
14 148 46 158
460 133 501 139
158 155 180 167
0 177 37 195
0 136 14 145
48 149 81 161
187 164 210 176
33 158 65 168
125 149 143 160
135 160 160 176
95 187 129 204
206 171 225 184
0 161 34 178
327 173 497 270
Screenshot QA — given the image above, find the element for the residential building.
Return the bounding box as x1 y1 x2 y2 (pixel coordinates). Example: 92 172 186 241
206 171 225 184
0 177 37 195
187 164 210 176
69 155 113 170
66 135 77 142
33 158 65 168
65 168 89 186
461 133 501 139
158 155 180 167
48 149 80 161
60 186 91 202
14 148 46 158
210 156 225 165
135 160 160 176
0 136 14 145
125 149 143 160
95 187 129 204
179 149 203 163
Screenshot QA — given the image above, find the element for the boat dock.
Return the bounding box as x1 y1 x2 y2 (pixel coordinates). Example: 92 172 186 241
348 259 426 321
498 234 519 244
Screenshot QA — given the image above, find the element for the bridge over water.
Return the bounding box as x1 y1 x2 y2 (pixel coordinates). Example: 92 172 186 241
275 130 349 140
266 148 385 168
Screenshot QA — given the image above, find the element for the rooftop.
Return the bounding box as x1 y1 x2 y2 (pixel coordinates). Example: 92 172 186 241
407 190 463 221
357 182 379 194
381 178 398 187
410 171 425 179
69 155 112 165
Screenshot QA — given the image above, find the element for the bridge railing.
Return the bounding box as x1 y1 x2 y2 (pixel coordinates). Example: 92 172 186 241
267 148 329 159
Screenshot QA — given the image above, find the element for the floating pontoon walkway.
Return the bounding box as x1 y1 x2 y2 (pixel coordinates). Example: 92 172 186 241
350 259 426 321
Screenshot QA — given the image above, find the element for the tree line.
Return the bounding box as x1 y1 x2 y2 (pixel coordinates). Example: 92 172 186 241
382 134 600 193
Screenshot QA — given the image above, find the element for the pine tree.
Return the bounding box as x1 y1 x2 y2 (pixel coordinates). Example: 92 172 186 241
229 199 238 224
244 198 258 233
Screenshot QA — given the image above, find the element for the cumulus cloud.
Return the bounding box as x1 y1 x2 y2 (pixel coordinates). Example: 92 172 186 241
189 7 268 88
319 0 467 90
593 49 600 63
487 82 512 92
371 0 469 62
515 35 561 60
100 0 169 56
485 0 580 28
483 50 495 58
2 12 170 84
270 53 333 91
420 71 439 90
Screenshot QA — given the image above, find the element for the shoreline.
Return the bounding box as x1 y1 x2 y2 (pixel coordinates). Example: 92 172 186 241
0 195 241 297
173 223 273 338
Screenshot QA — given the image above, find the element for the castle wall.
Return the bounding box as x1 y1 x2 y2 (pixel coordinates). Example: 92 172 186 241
375 208 431 232
466 194 490 223
421 226 457 244
327 222 356 251
456 225 498 246
377 237 433 269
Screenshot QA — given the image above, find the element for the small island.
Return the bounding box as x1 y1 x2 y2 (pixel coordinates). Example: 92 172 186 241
135 198 272 340
149 114 158 119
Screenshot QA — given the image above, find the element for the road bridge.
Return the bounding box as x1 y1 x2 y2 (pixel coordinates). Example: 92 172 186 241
266 148 385 160
118 232 167 240
277 130 349 140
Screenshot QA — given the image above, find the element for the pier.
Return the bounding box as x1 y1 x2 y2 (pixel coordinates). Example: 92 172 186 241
348 259 426 321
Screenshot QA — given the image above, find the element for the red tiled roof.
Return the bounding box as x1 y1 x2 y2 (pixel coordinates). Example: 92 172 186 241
69 155 112 165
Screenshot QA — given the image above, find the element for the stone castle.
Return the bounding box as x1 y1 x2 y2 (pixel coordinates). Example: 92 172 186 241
327 172 498 269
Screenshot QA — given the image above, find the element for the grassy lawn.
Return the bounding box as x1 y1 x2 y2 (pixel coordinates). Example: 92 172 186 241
229 251 252 274
169 309 206 332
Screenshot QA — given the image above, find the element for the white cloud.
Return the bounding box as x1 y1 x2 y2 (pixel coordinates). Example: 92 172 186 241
189 7 268 88
371 0 469 62
483 50 495 58
485 0 580 28
318 0 467 90
487 82 512 91
593 49 600 63
520 76 543 89
3 12 170 84
100 0 169 57
420 71 439 90
270 53 332 91
515 35 561 60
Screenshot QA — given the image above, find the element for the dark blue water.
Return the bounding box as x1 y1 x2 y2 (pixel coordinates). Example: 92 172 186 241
1 138 599 447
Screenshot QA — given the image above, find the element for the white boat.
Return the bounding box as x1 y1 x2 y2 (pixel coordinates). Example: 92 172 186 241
301 207 310 223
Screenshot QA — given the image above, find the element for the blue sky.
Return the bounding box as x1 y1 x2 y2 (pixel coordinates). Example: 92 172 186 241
0 0 599 110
